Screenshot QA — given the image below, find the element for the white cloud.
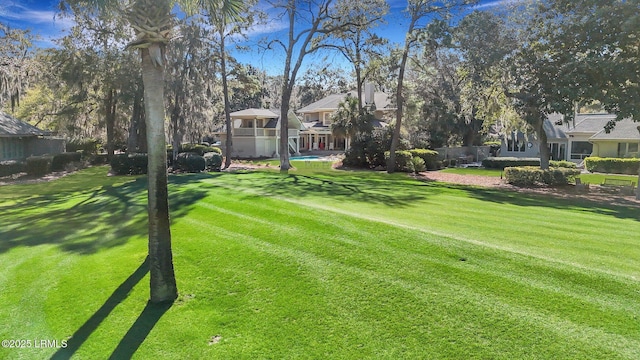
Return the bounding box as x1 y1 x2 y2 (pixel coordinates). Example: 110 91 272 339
0 3 74 31
474 0 525 10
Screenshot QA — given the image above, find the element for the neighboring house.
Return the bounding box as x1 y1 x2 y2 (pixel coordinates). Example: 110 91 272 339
218 108 304 158
296 90 394 151
0 111 64 161
501 113 640 162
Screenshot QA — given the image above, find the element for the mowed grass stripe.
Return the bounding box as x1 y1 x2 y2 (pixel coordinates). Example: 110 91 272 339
180 211 639 359
185 190 640 331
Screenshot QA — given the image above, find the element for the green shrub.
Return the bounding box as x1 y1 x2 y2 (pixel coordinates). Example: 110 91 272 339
549 160 576 169
90 154 109 165
51 152 82 171
482 157 540 169
110 153 148 175
408 149 440 170
408 156 426 174
204 152 223 172
67 138 100 155
584 157 640 175
179 144 220 156
26 155 53 177
176 152 205 173
504 166 581 187
384 150 412 172
0 160 24 177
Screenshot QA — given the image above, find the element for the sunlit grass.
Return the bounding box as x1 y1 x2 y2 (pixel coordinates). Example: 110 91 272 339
1 166 639 359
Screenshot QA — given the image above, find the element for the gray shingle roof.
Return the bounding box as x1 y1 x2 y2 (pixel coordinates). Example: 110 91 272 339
590 118 640 140
297 91 393 113
0 112 47 136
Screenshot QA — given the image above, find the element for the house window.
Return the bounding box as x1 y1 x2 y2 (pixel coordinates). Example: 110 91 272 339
506 137 525 152
618 142 639 157
323 112 332 126
0 138 23 160
570 141 593 160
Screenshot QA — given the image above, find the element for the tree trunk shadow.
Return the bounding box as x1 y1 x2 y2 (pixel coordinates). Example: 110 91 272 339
50 257 149 360
108 300 173 359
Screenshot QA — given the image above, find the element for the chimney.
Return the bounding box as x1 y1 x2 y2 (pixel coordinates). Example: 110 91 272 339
364 83 374 106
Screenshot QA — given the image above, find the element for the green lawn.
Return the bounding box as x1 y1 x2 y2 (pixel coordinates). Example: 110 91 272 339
1 166 639 359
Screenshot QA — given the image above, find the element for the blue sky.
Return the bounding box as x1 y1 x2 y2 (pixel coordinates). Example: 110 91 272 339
0 0 517 75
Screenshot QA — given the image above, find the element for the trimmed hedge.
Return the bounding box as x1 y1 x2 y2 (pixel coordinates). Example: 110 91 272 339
179 144 222 156
384 150 412 172
110 153 148 175
549 160 576 169
204 152 222 172
482 157 540 169
176 152 205 173
26 155 53 177
408 149 440 170
0 160 25 177
52 152 82 171
584 157 640 175
504 166 581 187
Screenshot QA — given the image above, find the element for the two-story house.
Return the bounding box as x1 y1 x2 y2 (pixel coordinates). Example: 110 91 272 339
219 108 304 158
297 90 394 151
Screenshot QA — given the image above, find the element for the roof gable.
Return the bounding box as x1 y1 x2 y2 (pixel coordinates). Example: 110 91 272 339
297 91 394 113
0 112 47 136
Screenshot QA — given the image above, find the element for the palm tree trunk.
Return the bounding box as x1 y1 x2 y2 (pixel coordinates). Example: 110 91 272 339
220 32 233 169
140 45 177 303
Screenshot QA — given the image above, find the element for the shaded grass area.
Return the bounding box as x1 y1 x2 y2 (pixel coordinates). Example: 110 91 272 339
1 166 639 359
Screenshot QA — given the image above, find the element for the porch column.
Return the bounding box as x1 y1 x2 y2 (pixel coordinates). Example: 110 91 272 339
253 117 257 136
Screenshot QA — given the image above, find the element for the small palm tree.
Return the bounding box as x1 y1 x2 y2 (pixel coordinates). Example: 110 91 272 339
64 0 242 303
331 96 374 148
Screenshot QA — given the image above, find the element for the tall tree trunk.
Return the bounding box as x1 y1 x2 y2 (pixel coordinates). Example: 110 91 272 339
127 88 143 153
220 32 233 170
355 30 364 114
140 45 178 303
537 117 550 170
279 88 292 172
387 42 410 173
105 89 117 159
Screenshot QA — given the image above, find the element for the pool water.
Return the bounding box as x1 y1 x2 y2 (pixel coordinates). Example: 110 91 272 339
289 156 321 161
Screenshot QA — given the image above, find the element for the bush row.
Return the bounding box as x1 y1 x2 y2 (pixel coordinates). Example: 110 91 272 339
174 144 222 156
408 149 440 170
482 157 541 169
110 153 148 175
504 166 581 187
26 155 53 176
584 157 639 175
0 160 25 177
110 151 223 175
51 152 82 171
482 157 577 169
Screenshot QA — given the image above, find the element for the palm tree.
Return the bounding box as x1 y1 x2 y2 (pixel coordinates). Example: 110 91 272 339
64 0 242 303
199 0 246 170
331 95 374 148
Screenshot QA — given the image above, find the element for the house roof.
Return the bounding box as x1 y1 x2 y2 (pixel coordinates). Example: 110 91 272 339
566 114 617 134
229 108 279 118
297 91 394 113
544 115 568 140
590 118 640 140
0 111 47 136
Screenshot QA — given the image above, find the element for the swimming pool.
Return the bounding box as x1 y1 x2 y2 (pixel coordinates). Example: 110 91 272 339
289 155 321 161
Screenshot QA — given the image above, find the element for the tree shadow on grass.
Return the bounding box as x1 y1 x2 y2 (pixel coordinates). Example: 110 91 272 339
50 258 151 360
107 300 173 359
228 172 433 207
0 175 210 254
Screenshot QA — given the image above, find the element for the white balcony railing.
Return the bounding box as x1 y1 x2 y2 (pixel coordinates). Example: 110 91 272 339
234 128 255 136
